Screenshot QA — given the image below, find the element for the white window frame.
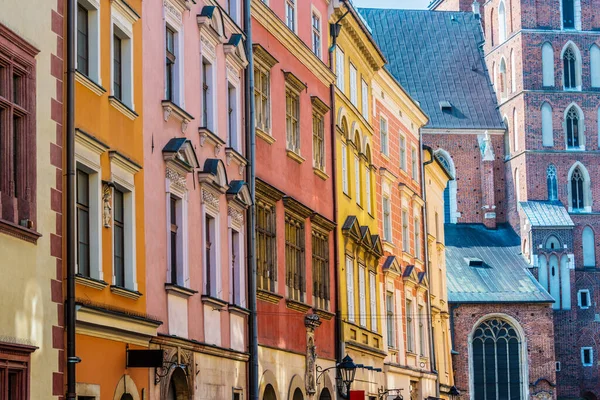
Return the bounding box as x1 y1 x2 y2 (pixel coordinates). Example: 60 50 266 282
76 0 101 84
414 216 421 259
359 264 367 327
349 63 358 107
400 134 407 171
341 142 349 194
380 117 389 156
578 289 591 309
386 291 395 348
202 189 221 298
365 165 371 214
229 205 246 307
560 0 581 30
110 153 139 291
581 347 594 367
369 271 377 332
406 297 415 353
201 54 216 132
346 256 355 323
383 196 392 241
402 209 409 252
361 79 368 120
227 0 241 25
311 8 322 59
166 171 189 288
354 155 361 206
285 0 297 32
110 1 136 109
165 8 184 107
542 102 554 147
411 146 418 181
227 78 241 151
336 46 345 92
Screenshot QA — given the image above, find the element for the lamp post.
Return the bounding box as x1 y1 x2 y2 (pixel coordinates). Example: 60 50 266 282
316 354 357 399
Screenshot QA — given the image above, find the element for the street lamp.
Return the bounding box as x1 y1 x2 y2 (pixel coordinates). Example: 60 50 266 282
316 354 357 399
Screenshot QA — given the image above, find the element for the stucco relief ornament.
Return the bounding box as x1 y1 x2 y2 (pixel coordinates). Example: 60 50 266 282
166 167 187 190
202 189 220 209
103 184 112 228
228 206 243 226
532 391 553 400
304 314 320 396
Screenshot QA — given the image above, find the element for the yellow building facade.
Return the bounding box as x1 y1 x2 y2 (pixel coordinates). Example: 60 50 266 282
71 0 159 398
332 1 387 396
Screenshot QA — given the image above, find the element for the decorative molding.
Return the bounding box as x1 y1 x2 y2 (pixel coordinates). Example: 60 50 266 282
75 274 109 291
110 285 143 300
286 299 312 313
283 70 307 93
166 167 187 191
109 150 142 175
0 24 39 57
228 206 244 227
283 196 313 219
202 188 220 210
199 127 225 156
161 100 194 133
102 184 112 228
201 295 228 310
75 129 110 156
256 128 276 145
200 35 218 60
314 308 334 321
256 179 284 202
109 96 138 120
165 283 197 298
311 96 330 115
225 147 247 175
228 304 250 317
257 289 283 304
286 150 305 164
75 71 106 96
164 0 187 23
313 168 329 181
310 213 335 232
252 43 278 69
110 0 140 24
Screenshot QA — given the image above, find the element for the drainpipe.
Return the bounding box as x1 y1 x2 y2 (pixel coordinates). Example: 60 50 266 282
66 0 77 398
421 144 440 398
243 0 258 399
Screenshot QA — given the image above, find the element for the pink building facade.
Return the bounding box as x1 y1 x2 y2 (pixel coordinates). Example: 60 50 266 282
142 0 251 398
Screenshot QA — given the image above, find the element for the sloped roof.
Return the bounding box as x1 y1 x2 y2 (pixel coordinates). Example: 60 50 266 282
445 224 554 304
358 8 504 130
519 201 575 228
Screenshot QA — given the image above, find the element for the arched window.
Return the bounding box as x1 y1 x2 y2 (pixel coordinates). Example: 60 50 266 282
513 108 518 151
365 144 372 213
120 395 134 400
547 165 558 200
542 42 555 87
565 105 582 149
166 368 190 400
571 166 585 210
562 43 581 90
499 58 507 99
503 116 510 156
498 1 507 43
591 44 600 88
353 131 362 205
341 117 350 195
549 254 560 310
538 254 548 291
435 150 457 224
560 255 571 309
293 388 304 400
583 226 596 267
541 102 553 147
514 168 520 203
490 8 495 47
545 235 561 250
510 49 516 92
264 384 277 400
471 318 524 400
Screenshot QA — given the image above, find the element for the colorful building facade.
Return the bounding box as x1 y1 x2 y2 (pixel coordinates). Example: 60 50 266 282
142 0 250 398
0 0 63 398
250 0 337 398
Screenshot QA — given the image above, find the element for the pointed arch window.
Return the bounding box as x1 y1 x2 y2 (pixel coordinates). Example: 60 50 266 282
583 226 596 268
498 1 507 43
499 59 507 99
566 106 580 148
471 318 523 400
571 167 585 210
541 102 553 147
542 42 554 87
547 165 558 201
563 47 577 89
591 45 600 88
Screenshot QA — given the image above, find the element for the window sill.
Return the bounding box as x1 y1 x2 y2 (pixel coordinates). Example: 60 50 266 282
256 128 275 145
199 127 226 151
75 71 106 96
313 168 329 180
566 146 585 152
162 100 194 132
201 295 228 310
286 150 305 164
257 288 283 305
383 240 395 254
225 147 248 171
76 274 108 291
0 219 41 243
314 307 335 321
165 283 197 298
109 96 138 121
286 298 311 313
110 285 142 300
228 304 250 317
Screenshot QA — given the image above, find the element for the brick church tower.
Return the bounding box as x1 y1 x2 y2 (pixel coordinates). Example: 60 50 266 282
431 0 600 398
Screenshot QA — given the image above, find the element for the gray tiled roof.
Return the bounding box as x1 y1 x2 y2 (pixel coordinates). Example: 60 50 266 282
445 224 554 304
358 9 504 130
519 201 575 227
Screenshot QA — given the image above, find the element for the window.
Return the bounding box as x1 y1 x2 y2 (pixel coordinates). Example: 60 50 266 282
365 165 372 213
77 4 89 75
286 88 300 153
227 82 239 150
169 195 180 285
113 34 122 100
254 65 270 133
336 46 345 91
563 45 579 89
204 214 217 296
312 230 329 310
0 345 34 400
285 214 305 302
411 147 418 181
583 226 595 267
406 299 414 352
361 79 368 120
499 58 507 99
230 228 242 305
582 347 593 367
402 210 409 252
354 155 361 205
386 291 395 348
0 28 37 230
542 42 555 87
510 50 516 92
562 0 576 29
418 305 425 356
227 0 239 23
571 167 585 210
513 108 519 151
341 142 348 194
547 165 558 201
358 264 367 327
312 110 325 171
312 12 321 58
285 0 296 31
346 256 355 323
369 271 377 332
498 1 507 43
591 45 600 88
565 106 581 148
578 289 591 309
542 102 553 147
383 197 392 241
202 59 215 130
472 318 523 399
165 27 176 102
414 217 420 259
113 188 125 287
349 64 358 107
400 135 407 170
77 170 91 277
380 118 388 156
257 200 277 292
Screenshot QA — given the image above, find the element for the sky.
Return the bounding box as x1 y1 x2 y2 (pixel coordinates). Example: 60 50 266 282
351 0 430 9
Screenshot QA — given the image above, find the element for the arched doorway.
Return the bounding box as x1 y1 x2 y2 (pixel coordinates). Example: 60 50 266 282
120 395 134 400
166 367 189 400
292 388 303 400
264 384 277 400
319 388 332 400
